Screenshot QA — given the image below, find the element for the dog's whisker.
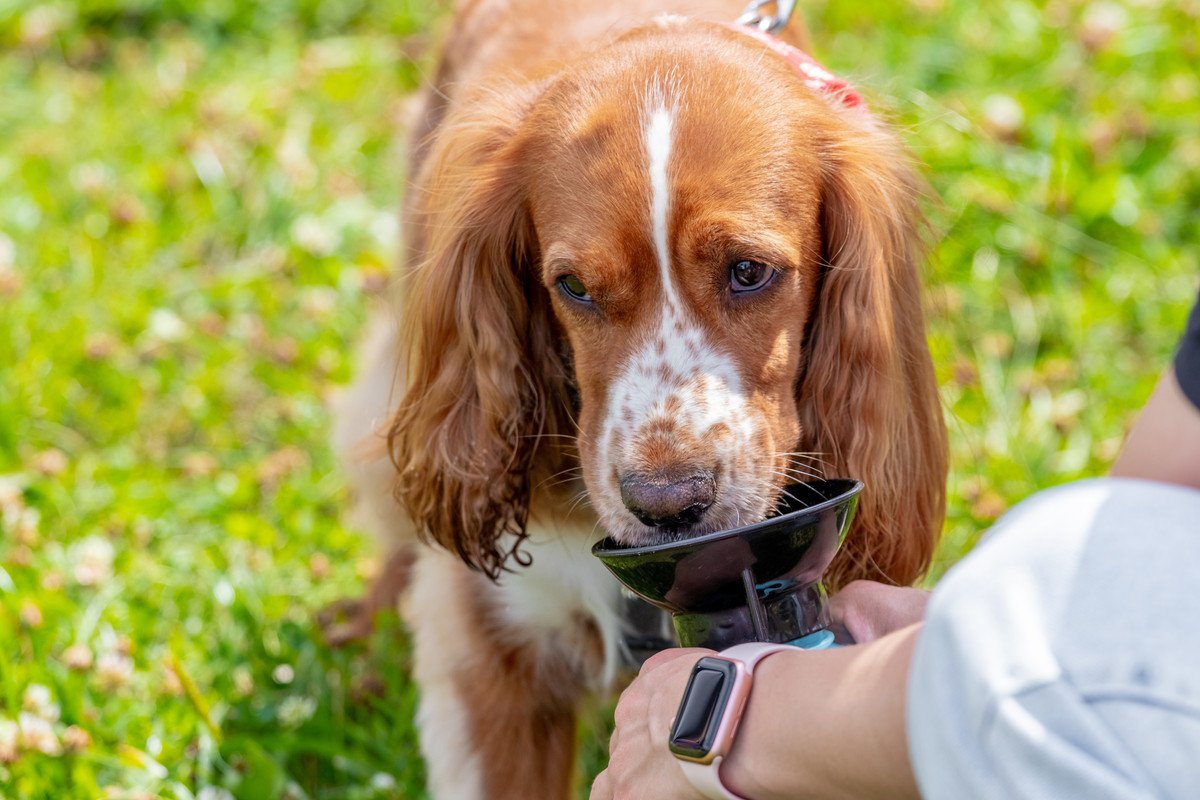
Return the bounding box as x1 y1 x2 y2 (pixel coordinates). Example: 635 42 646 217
766 471 826 511
776 459 829 478
779 469 824 485
537 474 586 491
565 488 594 516
778 459 824 474
767 470 811 496
775 485 805 508
536 464 584 481
777 462 825 480
774 451 834 469
773 450 829 460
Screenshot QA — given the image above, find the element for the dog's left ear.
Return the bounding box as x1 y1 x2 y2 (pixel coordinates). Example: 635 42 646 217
388 80 574 580
799 113 948 589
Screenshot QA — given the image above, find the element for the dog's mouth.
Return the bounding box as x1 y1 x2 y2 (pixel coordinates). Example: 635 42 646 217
632 520 721 546
601 477 832 549
610 489 785 548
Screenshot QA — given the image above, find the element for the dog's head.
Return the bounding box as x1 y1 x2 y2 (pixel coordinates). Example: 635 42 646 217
389 19 946 585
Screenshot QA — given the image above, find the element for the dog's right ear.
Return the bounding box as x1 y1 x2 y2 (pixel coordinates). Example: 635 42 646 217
388 81 573 580
800 109 948 590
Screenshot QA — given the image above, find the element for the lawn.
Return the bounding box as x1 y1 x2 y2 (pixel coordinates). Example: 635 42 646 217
1 0 1197 798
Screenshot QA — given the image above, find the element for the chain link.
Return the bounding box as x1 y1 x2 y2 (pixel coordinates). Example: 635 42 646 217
735 0 797 34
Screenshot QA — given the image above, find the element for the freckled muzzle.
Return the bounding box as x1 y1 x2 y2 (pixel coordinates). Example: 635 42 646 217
592 479 862 650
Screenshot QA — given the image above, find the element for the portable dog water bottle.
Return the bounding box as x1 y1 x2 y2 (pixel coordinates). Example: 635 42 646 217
592 479 863 652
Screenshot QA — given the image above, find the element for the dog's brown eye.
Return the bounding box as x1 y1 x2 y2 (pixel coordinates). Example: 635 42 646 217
730 260 773 292
558 274 592 302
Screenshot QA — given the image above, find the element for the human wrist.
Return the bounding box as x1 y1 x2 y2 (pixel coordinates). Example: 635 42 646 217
718 627 923 800
720 651 816 800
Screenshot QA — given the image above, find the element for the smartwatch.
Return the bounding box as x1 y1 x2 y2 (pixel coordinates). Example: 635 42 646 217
668 642 792 800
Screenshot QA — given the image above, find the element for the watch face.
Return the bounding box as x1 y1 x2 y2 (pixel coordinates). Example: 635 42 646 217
668 657 742 762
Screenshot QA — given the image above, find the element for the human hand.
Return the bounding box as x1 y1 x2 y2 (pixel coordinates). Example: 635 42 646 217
828 580 930 644
591 648 713 800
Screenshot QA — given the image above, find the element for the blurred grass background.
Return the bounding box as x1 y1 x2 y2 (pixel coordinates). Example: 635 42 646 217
0 0 1197 797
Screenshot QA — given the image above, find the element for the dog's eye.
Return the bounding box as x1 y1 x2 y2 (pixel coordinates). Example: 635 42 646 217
558 274 592 302
730 260 774 292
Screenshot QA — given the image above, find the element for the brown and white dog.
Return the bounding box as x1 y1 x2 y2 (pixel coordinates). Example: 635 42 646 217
331 0 947 796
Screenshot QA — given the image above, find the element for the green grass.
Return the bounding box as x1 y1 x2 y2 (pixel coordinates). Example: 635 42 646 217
1 0 1197 797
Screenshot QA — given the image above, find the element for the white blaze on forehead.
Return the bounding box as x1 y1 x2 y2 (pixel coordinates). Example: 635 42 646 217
646 105 680 312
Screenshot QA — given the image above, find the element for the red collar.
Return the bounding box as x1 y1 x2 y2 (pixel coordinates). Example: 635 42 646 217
722 23 865 110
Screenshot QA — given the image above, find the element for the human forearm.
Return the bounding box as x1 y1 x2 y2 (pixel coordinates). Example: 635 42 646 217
722 624 922 800
1111 367 1200 490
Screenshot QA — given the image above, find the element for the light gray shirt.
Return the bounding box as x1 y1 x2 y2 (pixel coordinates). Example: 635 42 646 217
908 478 1200 799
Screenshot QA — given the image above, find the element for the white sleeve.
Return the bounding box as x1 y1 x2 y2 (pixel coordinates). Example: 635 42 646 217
906 478 1200 800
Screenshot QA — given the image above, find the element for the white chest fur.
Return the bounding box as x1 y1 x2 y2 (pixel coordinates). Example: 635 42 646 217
492 516 625 690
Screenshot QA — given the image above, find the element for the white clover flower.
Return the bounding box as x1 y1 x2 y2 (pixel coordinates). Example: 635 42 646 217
19 601 43 628
299 286 338 320
62 725 92 751
71 535 114 587
15 506 40 544
196 788 235 800
370 772 397 791
981 94 1024 140
18 712 61 756
276 696 316 729
0 478 24 528
22 684 60 722
62 643 94 671
95 651 134 690
232 666 255 696
146 308 188 343
213 578 235 607
0 231 14 270
271 664 295 685
32 448 68 476
70 161 114 196
0 233 19 298
291 214 339 257
1082 1 1128 50
0 717 19 763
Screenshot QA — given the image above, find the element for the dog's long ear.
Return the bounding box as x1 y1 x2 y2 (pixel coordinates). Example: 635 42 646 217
388 82 573 580
800 117 948 589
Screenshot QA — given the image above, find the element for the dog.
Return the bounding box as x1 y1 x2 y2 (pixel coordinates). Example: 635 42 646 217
330 1 947 796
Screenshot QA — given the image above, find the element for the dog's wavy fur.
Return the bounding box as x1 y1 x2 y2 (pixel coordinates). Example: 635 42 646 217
387 75 944 590
334 2 947 796
388 81 576 581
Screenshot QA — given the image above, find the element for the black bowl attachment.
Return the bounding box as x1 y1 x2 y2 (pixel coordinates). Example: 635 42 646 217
592 478 862 649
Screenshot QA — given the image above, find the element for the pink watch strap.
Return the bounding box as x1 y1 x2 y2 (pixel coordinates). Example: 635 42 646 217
678 642 793 800
681 756 746 800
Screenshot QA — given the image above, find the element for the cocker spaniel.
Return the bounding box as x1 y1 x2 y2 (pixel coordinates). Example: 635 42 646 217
331 1 947 797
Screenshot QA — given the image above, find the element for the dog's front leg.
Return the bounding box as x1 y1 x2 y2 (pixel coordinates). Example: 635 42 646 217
406 550 588 800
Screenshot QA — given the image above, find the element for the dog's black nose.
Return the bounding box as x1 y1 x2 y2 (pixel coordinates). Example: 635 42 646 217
619 470 716 528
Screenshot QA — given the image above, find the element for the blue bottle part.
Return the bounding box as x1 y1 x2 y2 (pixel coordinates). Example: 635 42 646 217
787 629 838 649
